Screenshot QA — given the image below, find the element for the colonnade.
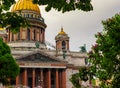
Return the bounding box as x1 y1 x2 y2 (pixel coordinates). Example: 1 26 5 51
7 28 45 43
15 68 66 88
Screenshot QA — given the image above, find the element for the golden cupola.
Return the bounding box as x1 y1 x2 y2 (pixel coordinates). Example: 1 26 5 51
55 27 69 40
11 0 40 14
58 27 66 35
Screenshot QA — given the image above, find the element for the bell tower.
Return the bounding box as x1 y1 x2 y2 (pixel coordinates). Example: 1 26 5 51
55 27 69 53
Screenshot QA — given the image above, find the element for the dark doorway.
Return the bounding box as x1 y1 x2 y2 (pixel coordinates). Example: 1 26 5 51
27 28 30 41
28 77 32 88
10 79 16 85
51 72 56 88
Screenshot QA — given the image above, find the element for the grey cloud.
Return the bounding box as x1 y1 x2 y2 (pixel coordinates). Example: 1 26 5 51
40 0 120 51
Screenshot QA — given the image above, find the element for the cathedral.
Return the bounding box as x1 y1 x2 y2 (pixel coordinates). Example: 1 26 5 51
0 0 87 88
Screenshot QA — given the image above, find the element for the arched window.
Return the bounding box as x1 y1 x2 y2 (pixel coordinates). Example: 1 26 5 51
62 41 66 49
27 28 30 40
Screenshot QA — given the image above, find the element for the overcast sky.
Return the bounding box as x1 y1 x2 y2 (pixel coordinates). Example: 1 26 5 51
39 0 120 52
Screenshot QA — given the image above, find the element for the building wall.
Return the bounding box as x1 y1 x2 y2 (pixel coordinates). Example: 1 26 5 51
72 58 86 66
66 68 78 88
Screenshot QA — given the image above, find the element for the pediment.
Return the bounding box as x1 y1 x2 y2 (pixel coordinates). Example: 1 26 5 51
16 51 66 64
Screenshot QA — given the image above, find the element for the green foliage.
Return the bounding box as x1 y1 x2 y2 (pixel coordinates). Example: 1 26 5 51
79 67 89 81
88 14 120 87
33 0 93 13
111 74 120 88
70 67 90 88
91 79 96 85
0 38 20 85
1 12 28 33
70 73 81 88
70 14 120 88
0 0 28 33
0 0 15 12
99 81 111 88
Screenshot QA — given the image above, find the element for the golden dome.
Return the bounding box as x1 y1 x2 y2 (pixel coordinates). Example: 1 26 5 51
0 28 4 30
58 27 66 35
11 0 40 14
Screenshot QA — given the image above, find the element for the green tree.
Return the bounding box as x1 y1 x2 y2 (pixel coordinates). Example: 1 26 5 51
0 38 20 85
88 14 120 87
70 67 89 88
33 0 93 13
70 14 120 88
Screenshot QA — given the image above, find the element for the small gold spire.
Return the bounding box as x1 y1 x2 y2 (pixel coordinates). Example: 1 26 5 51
61 26 64 32
58 27 66 35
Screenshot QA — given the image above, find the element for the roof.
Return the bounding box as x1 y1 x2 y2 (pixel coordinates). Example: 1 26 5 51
58 27 66 35
11 0 40 14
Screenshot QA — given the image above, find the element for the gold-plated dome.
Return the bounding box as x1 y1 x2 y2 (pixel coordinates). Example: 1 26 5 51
58 27 66 35
11 0 40 14
0 28 4 30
